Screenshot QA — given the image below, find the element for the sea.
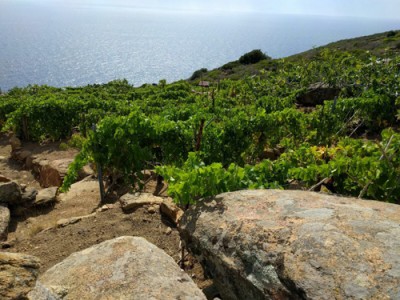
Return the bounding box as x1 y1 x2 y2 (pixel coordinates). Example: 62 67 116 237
1 1 400 91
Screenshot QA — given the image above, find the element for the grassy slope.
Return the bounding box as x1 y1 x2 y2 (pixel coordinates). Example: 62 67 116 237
190 29 400 83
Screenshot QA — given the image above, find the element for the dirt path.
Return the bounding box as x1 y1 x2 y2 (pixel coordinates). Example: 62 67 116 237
0 134 211 290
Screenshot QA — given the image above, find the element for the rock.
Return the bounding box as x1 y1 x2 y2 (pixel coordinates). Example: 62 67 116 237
28 236 206 300
296 82 340 106
1 239 16 249
21 187 38 203
12 150 32 162
165 227 172 236
0 175 11 183
0 204 10 241
119 192 163 213
57 180 101 217
0 252 40 299
56 213 96 228
25 155 36 169
78 164 94 180
180 190 400 300
160 198 184 225
9 135 22 151
20 183 27 192
147 205 157 214
141 169 156 181
33 187 58 206
38 158 73 188
0 181 22 204
96 204 114 213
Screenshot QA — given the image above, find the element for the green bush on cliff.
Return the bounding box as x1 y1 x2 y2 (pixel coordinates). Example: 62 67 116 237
239 49 270 65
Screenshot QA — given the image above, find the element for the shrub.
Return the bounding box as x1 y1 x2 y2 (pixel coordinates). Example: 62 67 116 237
239 49 270 65
221 61 240 70
387 30 397 38
190 68 208 80
68 133 86 149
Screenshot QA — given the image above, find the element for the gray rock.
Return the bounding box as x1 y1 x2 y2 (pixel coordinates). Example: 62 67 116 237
180 190 400 300
28 236 206 300
0 204 10 241
0 181 22 204
0 252 40 299
119 192 163 212
34 187 58 206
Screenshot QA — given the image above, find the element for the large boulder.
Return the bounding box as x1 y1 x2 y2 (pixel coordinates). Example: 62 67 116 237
28 236 206 300
0 181 22 205
0 252 41 299
180 190 400 300
0 204 10 241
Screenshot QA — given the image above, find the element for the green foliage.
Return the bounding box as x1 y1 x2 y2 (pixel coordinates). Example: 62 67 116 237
239 49 270 65
68 133 86 149
2 48 399 205
190 68 208 80
158 130 400 205
156 152 283 205
221 61 240 70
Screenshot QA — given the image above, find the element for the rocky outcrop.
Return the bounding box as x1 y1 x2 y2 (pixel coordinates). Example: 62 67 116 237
296 82 340 106
0 181 22 205
28 236 206 300
180 190 400 300
119 192 163 213
0 204 10 240
0 252 40 299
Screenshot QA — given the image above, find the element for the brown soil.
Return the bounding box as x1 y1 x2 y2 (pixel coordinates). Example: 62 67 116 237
0 133 212 291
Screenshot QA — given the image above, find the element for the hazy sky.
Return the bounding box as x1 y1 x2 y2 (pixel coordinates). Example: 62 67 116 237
10 0 400 19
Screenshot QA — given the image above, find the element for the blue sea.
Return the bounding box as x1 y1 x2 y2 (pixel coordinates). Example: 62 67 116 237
0 1 399 91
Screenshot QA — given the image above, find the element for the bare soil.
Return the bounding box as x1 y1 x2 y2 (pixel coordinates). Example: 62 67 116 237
0 133 212 291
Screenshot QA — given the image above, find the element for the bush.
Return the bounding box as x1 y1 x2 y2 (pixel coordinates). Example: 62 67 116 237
190 68 208 80
387 30 397 38
221 61 240 70
239 50 270 65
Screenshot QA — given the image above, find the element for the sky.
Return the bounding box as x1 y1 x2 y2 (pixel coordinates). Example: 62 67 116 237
8 0 400 19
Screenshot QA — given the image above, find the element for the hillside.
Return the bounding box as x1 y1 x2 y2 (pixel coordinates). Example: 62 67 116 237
0 29 399 205
189 29 400 83
0 29 400 299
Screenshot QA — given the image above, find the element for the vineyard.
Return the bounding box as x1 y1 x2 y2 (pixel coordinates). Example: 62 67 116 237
1 44 400 205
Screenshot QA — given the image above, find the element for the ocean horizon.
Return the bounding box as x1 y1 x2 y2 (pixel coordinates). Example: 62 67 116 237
1 1 399 91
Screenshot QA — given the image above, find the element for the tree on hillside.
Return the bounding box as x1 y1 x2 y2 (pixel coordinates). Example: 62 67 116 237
239 49 270 65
